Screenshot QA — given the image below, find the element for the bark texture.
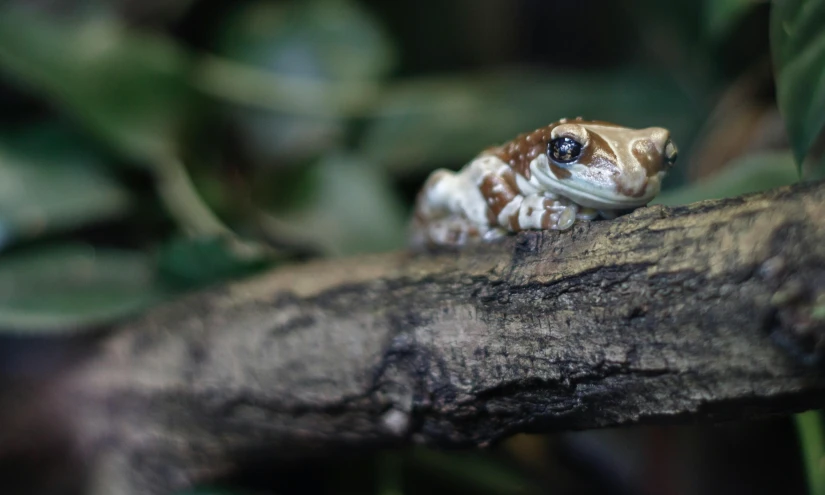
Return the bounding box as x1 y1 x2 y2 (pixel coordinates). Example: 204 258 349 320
60 181 825 494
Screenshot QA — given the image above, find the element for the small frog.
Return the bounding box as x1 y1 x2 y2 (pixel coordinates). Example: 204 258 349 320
410 118 677 247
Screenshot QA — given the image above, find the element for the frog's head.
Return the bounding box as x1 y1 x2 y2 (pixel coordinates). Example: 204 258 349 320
530 119 677 210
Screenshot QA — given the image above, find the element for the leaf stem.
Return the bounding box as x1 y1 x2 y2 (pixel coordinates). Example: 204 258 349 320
155 155 233 238
192 54 380 117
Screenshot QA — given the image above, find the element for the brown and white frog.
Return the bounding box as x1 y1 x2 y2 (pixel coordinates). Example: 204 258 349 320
410 118 678 247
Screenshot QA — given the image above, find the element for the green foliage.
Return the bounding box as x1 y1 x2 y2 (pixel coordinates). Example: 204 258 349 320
771 0 825 174
705 0 759 39
217 0 394 84
0 6 196 164
0 124 131 246
0 244 166 333
264 155 408 256
157 235 273 290
796 411 825 495
213 0 394 162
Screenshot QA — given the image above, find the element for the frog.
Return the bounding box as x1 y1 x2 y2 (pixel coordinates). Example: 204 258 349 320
409 118 678 247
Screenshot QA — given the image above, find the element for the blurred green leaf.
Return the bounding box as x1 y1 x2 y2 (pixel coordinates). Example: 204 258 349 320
218 0 393 82
157 235 275 291
705 0 758 39
254 164 321 213
770 0 825 174
0 124 131 247
213 0 394 162
795 411 825 495
361 71 701 179
0 6 196 164
652 151 798 205
0 244 166 333
261 155 407 256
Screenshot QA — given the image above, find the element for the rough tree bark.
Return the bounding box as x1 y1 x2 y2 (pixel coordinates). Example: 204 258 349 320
52 181 825 494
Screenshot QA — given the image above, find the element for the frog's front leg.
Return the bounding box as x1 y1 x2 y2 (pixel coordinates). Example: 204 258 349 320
478 171 582 232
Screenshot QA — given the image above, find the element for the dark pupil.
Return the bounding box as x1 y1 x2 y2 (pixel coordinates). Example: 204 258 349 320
550 137 583 164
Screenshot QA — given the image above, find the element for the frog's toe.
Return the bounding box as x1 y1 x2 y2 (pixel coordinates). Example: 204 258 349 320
557 206 578 231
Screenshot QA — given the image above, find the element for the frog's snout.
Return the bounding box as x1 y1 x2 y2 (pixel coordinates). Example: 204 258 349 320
630 128 676 178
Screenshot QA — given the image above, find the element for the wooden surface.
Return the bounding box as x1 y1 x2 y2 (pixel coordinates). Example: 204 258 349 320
56 180 825 494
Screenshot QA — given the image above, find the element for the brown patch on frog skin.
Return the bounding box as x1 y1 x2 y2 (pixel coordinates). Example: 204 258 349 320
541 208 554 229
615 173 650 198
575 132 617 170
488 125 557 179
632 139 665 178
615 182 648 198
508 210 521 231
479 170 519 218
549 162 572 179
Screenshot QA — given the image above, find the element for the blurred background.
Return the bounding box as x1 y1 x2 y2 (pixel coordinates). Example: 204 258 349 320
0 0 822 493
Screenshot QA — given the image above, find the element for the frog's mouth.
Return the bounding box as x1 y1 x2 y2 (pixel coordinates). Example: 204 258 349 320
533 164 664 211
551 179 659 210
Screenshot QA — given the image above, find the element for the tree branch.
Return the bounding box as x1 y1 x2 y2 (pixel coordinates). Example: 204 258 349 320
62 180 825 494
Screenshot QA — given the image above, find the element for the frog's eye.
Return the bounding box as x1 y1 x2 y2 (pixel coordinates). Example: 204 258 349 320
664 139 678 168
548 136 583 165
